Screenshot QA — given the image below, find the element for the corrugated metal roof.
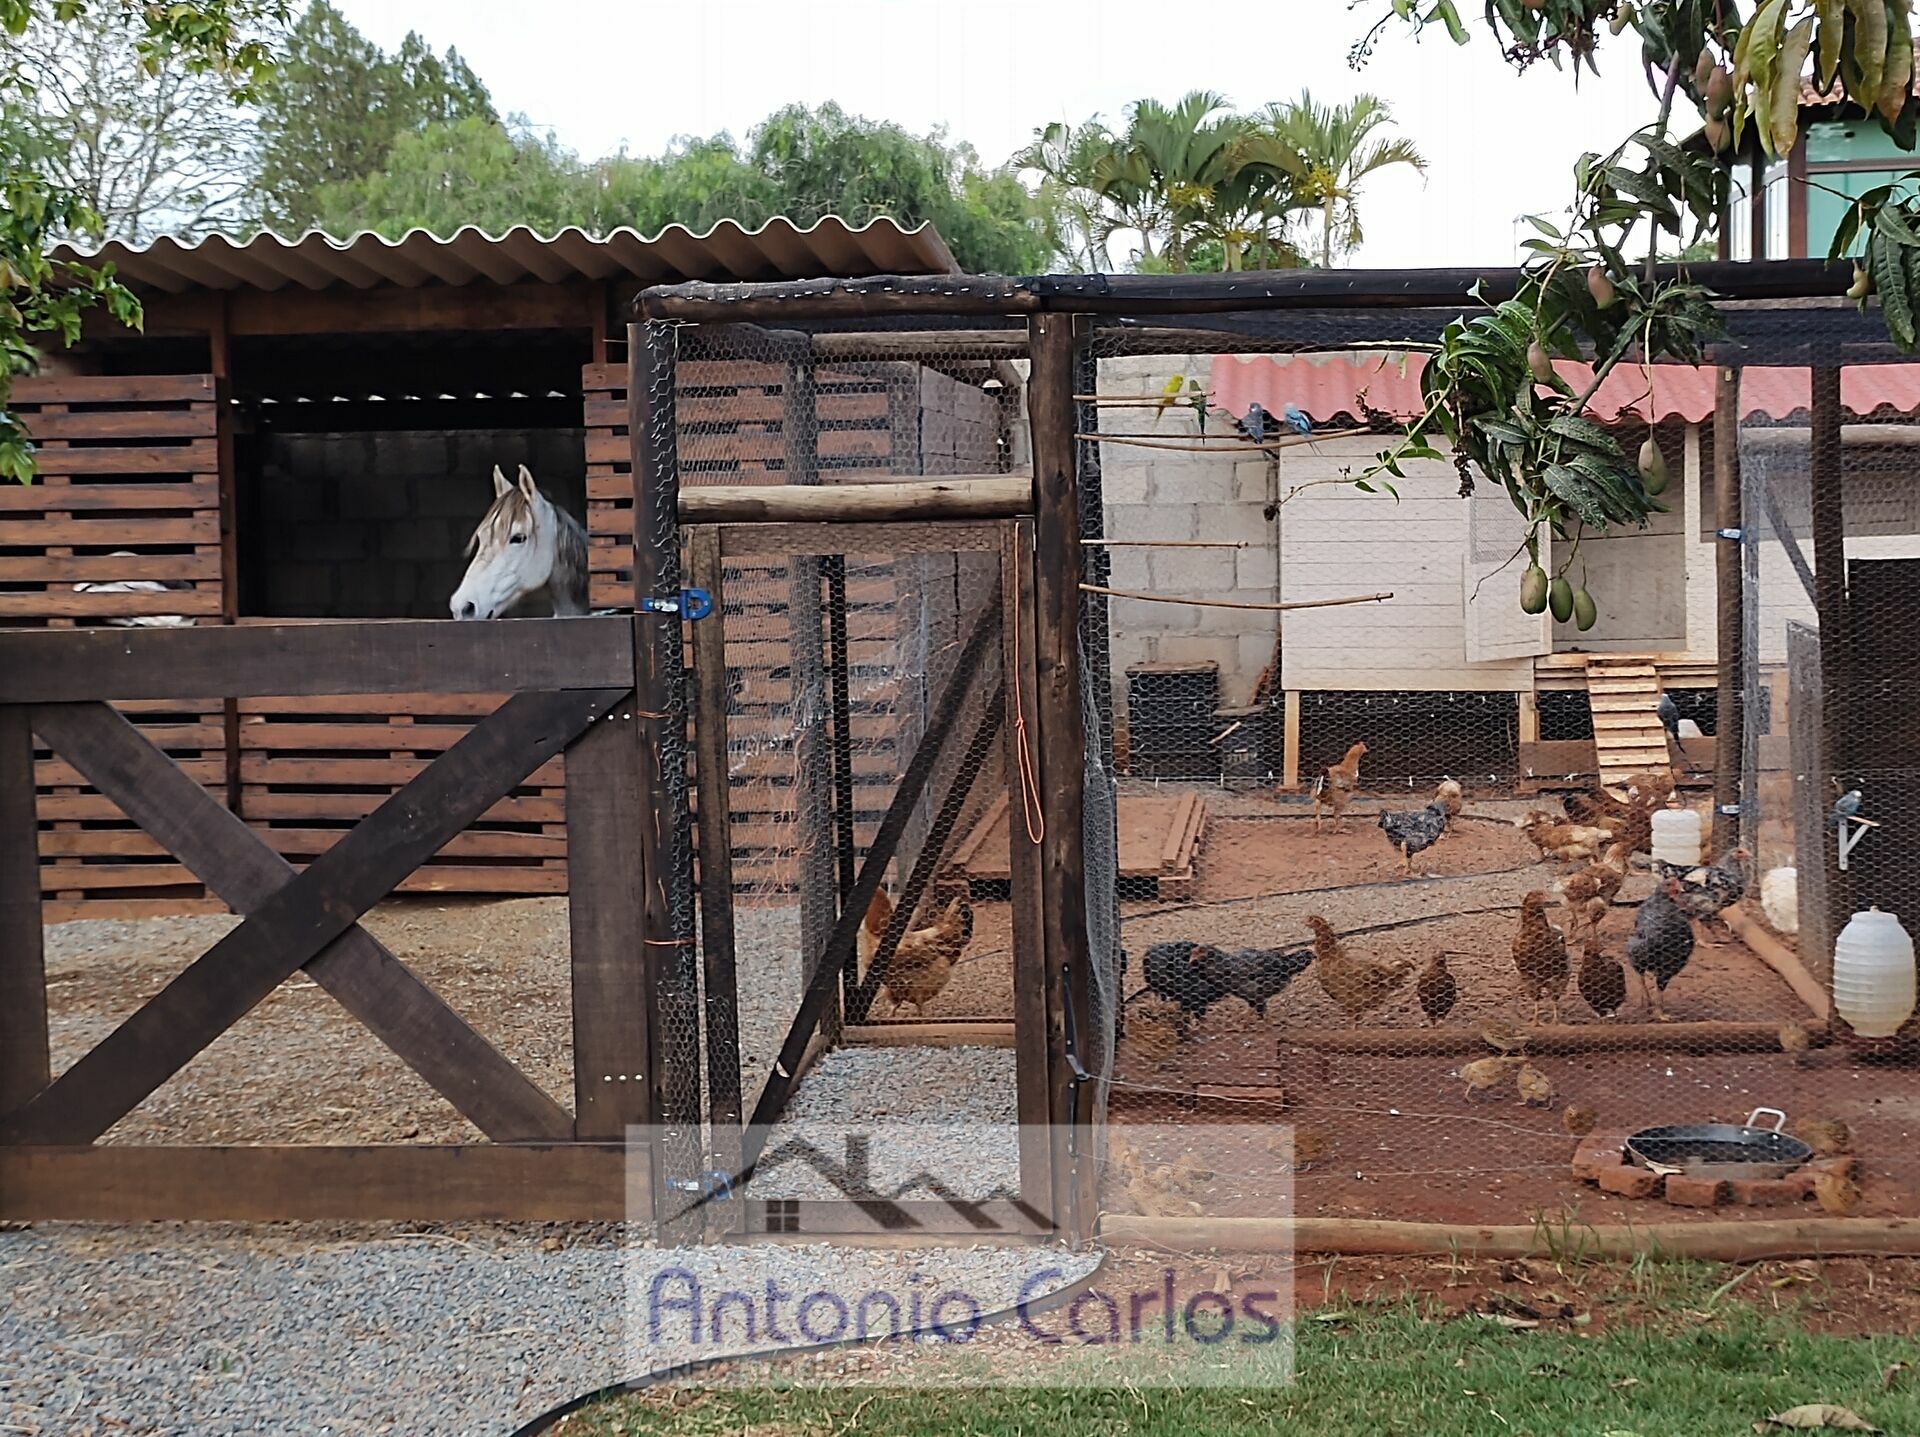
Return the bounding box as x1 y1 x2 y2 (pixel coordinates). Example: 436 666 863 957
52 216 958 295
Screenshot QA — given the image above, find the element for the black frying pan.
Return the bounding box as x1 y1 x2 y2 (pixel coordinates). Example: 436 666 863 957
1625 1107 1811 1181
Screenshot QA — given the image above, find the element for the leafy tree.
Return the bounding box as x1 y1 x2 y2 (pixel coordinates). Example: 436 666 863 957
1 0 281 482
585 137 781 237
308 114 582 236
1263 91 1426 267
252 0 491 230
11 3 258 240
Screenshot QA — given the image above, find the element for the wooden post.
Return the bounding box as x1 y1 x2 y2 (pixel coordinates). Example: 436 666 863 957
1517 690 1540 746
1809 365 1854 952
0 706 46 1116
1073 337 1115 774
1712 366 1744 854
783 346 843 1045
1027 313 1093 1243
1282 690 1302 790
1002 519 1056 1225
629 320 703 1238
209 294 242 820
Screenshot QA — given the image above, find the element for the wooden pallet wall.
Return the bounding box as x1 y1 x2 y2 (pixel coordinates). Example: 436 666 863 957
5 374 229 919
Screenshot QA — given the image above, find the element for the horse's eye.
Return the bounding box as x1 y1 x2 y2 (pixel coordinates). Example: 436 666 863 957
509 532 527 545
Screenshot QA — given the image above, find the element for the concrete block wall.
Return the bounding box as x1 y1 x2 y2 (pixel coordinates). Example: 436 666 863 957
1094 355 1280 711
250 429 586 618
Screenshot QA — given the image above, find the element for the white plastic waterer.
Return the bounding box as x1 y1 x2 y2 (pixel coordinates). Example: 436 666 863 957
1650 806 1703 867
1833 907 1918 1039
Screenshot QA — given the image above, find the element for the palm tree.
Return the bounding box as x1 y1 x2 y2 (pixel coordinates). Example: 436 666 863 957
1265 91 1427 267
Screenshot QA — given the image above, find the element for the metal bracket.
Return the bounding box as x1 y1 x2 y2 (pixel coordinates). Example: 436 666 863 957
1718 802 1743 816
1716 527 1745 542
640 587 713 620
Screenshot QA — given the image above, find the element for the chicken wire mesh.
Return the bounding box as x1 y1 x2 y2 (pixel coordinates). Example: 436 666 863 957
1077 298 1913 1230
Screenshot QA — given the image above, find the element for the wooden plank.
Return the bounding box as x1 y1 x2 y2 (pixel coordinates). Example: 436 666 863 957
0 707 47 1114
0 616 635 703
236 792 563 824
237 754 564 786
28 440 217 474
1027 314 1090 1243
0 590 222 620
15 407 217 442
680 476 1030 525
0 479 218 509
0 515 218 546
721 521 1004 556
1159 791 1199 874
843 1021 1017 1048
236 692 514 716
565 691 653 1140
250 828 565 861
3 690 619 1145
0 552 221 584
12 373 216 403
236 722 494 751
688 528 744 1152
0 1144 635 1223
39 862 209 891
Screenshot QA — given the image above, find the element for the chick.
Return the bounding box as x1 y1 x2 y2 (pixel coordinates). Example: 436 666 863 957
1814 1170 1862 1216
1778 1020 1812 1066
1793 1118 1853 1157
1562 1104 1598 1137
1515 1062 1554 1107
1125 998 1186 1069
1478 1013 1531 1055
1461 1055 1525 1101
1416 953 1459 1026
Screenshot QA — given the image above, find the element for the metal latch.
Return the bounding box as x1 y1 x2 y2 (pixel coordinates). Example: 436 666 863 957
640 587 713 620
1715 527 1744 541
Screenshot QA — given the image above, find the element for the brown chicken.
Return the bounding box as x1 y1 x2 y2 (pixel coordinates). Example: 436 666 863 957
1436 778 1465 821
1814 1170 1862 1215
1312 741 1367 833
1306 914 1414 1024
1562 1104 1598 1136
1553 846 1629 940
1416 953 1458 1026
864 889 973 1018
1598 805 1653 859
1516 1062 1554 1106
1517 812 1615 865
1576 937 1627 1019
1562 787 1635 827
1513 890 1570 1023
1461 1055 1525 1100
1793 1118 1853 1157
1124 998 1187 1069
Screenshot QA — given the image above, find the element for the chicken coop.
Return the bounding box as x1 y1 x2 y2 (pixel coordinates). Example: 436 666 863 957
633 259 1920 1252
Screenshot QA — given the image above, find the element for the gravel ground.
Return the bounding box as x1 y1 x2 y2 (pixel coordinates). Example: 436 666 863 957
0 1225 1095 1436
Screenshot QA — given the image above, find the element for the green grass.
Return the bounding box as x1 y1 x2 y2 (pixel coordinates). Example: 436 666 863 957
563 1279 1920 1437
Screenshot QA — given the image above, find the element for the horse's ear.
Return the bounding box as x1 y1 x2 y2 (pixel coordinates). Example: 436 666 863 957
516 464 539 501
491 465 511 499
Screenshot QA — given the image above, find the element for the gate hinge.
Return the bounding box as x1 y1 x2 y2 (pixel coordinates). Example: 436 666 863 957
640 587 713 620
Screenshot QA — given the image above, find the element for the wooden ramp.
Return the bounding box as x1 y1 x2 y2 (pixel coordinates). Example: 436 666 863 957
947 789 1207 899
1583 657 1675 792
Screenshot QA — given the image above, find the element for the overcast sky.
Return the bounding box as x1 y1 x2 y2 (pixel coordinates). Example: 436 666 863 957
335 0 1663 269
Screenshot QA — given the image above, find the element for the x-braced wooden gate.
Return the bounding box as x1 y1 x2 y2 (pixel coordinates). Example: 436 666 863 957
0 617 657 1222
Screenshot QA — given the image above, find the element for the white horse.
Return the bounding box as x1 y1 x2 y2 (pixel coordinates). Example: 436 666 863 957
450 464 590 620
72 551 195 627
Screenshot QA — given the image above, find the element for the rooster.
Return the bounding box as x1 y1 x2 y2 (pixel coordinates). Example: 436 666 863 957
1377 801 1449 877
1142 941 1230 1020
1196 945 1313 1019
861 889 973 1019
1312 741 1367 833
1306 914 1414 1025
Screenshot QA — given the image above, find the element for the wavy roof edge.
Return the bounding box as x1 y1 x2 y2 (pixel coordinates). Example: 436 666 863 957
52 215 959 294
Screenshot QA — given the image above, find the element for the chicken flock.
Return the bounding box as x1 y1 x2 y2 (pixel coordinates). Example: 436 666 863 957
1130 745 1757 1083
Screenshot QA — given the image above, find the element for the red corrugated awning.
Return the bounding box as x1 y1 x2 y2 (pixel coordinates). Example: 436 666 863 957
1208 352 1920 427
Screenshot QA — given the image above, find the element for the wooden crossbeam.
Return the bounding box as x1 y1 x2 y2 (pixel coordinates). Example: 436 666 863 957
2 689 623 1146
26 700 580 1142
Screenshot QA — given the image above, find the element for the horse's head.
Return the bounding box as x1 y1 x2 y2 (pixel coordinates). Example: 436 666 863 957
451 465 561 620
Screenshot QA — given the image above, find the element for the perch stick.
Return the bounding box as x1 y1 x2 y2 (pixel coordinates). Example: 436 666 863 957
1076 429 1370 453
1083 538 1249 549
1100 1215 1920 1262
1721 907 1833 1022
1080 584 1391 613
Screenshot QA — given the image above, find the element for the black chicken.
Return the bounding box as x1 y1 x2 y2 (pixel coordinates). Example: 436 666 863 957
1379 801 1450 877
1196 945 1313 1018
1142 941 1230 1019
1626 876 1696 1021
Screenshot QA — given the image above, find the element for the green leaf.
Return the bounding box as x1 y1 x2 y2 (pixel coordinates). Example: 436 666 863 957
1854 0 1890 103
1542 463 1610 528
1774 16 1818 155
1870 226 1916 349
1881 0 1915 123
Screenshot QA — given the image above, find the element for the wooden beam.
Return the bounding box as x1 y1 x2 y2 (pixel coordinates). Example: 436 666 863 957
0 1144 635 1223
1277 1019 1829 1056
1712 366 1744 854
810 329 1030 360
1027 312 1093 1244
1810 364 1854 945
629 320 704 1237
0 616 635 704
0 707 46 1115
565 694 654 1140
680 476 1031 525
28 699 576 1142
842 1021 1017 1048
128 281 600 338
720 520 1004 555
3 689 620 1145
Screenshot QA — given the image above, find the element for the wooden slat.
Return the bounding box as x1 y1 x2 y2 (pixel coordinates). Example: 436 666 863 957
29 440 216 474
236 722 498 751
252 827 565 860
3 691 618 1144
13 374 216 403
720 520 1005 556
0 514 218 546
0 707 47 1114
236 692 514 716
0 590 222 619
15 409 217 441
0 1144 635 1223
680 476 1031 525
565 698 653 1139
238 792 563 824
237 754 564 787
0 616 636 703
0 479 219 510
0 552 221 584
40 862 208 891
